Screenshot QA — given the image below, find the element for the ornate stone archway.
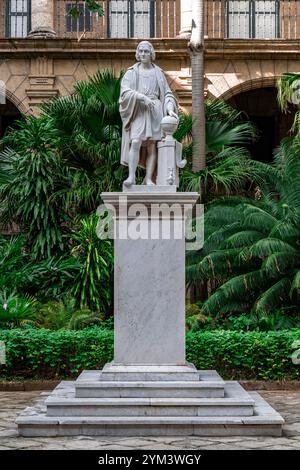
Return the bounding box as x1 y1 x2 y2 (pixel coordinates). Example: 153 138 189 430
0 89 24 138
4 89 28 114
205 57 300 103
220 76 280 101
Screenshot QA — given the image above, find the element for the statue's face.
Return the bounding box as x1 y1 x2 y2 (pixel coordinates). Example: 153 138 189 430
138 45 152 64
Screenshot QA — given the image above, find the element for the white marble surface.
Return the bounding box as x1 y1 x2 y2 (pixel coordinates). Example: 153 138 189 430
16 381 284 437
114 234 185 364
157 139 177 186
100 192 199 366
122 184 177 193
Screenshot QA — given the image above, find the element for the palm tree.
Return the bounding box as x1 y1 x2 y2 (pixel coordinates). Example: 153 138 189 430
277 72 300 137
177 99 257 202
0 70 124 258
0 117 66 259
187 137 300 317
41 69 125 215
189 0 206 173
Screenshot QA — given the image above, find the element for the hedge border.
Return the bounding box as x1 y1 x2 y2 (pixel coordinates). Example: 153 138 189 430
0 328 300 380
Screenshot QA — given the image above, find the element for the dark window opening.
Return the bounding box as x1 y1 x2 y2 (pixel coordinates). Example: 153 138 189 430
226 0 280 39
228 87 296 163
66 2 92 33
108 0 155 38
6 0 31 38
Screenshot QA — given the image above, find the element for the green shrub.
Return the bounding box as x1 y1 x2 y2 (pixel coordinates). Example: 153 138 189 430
186 329 300 380
0 327 113 379
0 328 300 380
185 303 208 331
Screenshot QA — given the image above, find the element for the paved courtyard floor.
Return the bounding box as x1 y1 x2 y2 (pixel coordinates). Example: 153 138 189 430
0 390 299 450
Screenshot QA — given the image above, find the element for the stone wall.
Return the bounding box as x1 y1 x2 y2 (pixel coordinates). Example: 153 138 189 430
1 37 300 115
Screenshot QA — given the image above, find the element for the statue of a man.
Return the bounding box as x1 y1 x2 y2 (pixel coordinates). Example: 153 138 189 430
119 41 178 187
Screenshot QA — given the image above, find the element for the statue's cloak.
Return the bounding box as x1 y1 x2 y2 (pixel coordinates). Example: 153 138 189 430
119 62 177 168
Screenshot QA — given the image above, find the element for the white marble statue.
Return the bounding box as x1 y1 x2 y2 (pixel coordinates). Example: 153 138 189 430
119 41 178 187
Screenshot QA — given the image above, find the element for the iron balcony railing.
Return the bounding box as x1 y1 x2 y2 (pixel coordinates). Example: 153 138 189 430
1 1 300 40
54 0 180 39
205 0 300 40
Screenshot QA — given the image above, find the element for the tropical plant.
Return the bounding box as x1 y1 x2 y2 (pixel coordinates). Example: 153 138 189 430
41 70 125 215
185 303 208 331
68 214 113 312
187 137 300 317
30 298 76 330
30 296 105 330
0 235 27 290
0 117 66 259
178 100 257 201
17 256 82 301
0 290 36 328
0 234 81 303
68 309 105 330
277 72 300 137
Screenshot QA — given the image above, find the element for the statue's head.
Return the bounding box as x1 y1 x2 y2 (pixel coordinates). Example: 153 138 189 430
135 41 156 63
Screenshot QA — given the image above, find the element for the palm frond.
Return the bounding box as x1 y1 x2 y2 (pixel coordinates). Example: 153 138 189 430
202 270 269 315
206 121 256 154
254 277 292 314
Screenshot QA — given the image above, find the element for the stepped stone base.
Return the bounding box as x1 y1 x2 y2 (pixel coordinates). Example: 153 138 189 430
16 368 284 437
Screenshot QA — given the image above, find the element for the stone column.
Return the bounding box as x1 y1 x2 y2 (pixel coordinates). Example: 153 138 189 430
28 0 56 38
179 0 192 38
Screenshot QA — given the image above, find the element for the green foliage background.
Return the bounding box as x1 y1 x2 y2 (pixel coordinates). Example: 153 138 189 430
0 328 300 381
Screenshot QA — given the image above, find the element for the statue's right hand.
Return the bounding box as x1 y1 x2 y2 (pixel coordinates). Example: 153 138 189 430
143 96 155 110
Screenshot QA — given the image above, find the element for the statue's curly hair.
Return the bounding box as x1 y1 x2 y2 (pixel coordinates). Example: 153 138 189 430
135 41 156 62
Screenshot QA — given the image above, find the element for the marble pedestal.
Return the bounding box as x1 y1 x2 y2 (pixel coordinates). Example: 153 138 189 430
109 191 198 365
16 190 284 437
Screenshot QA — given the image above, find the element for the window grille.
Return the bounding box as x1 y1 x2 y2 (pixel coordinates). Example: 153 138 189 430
6 0 31 38
108 0 155 38
65 2 92 32
226 0 280 38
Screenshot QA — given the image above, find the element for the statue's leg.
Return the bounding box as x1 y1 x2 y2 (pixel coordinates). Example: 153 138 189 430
144 141 156 186
124 139 141 187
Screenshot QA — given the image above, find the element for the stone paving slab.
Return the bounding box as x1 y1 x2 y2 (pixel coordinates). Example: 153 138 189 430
0 390 299 449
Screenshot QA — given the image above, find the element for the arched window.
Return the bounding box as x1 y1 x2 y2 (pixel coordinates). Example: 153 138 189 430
108 0 155 38
6 0 31 38
226 0 280 39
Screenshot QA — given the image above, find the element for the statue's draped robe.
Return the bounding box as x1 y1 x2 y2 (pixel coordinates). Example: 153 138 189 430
119 63 177 168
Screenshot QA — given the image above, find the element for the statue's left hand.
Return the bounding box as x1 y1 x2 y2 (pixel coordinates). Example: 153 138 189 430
168 110 178 120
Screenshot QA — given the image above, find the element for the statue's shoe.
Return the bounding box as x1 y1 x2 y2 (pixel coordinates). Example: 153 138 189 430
143 179 155 186
123 177 135 187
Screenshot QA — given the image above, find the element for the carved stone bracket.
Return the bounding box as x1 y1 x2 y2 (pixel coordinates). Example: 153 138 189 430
26 56 59 108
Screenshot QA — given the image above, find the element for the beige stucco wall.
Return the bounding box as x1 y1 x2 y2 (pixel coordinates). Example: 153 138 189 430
0 39 192 115
206 58 295 100
1 39 300 115
0 59 30 113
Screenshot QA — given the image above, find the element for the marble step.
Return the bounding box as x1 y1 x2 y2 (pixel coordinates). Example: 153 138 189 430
16 391 284 437
99 364 203 382
45 381 254 417
75 369 225 398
